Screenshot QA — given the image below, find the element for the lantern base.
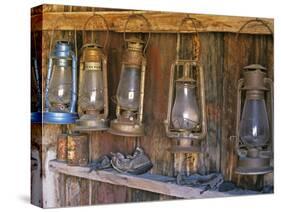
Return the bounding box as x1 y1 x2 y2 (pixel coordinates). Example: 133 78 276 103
74 118 109 131
235 157 273 175
108 119 145 137
31 112 42 123
43 112 78 124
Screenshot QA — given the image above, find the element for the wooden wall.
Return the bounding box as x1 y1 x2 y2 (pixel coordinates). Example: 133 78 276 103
31 5 274 208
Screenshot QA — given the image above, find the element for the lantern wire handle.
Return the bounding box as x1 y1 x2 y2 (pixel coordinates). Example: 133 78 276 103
234 18 273 75
123 13 151 55
177 15 201 62
82 12 110 51
235 18 273 41
48 13 77 57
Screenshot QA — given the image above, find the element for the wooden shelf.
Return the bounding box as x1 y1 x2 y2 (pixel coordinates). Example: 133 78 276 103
49 160 258 199
32 11 273 34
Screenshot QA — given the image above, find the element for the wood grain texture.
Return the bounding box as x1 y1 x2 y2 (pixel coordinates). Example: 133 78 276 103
200 32 224 174
31 9 273 34
49 160 234 198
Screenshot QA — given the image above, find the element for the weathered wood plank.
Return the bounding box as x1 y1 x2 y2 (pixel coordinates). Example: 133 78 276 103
200 32 224 174
49 160 234 199
32 10 273 34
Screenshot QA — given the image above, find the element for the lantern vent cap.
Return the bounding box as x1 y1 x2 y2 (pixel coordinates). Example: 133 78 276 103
83 44 103 62
242 64 268 91
54 40 72 58
126 37 145 52
243 64 267 71
83 42 103 49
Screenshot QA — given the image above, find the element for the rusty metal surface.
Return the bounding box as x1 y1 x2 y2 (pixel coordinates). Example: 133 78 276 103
67 134 89 166
57 134 68 162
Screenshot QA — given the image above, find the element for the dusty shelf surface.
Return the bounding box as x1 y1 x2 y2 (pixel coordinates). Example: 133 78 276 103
49 160 260 199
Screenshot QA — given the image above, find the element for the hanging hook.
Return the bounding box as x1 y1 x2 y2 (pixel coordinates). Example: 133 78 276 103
123 13 151 55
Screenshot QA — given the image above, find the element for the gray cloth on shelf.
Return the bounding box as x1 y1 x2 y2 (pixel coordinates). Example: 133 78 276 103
176 173 224 193
111 147 153 175
88 147 153 175
88 155 112 172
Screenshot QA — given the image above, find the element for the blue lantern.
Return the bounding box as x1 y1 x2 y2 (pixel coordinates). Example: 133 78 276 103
43 31 78 124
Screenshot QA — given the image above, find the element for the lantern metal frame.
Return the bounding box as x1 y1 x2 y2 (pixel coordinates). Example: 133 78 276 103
235 65 273 175
43 16 78 124
233 18 274 175
164 15 207 153
31 31 42 123
109 14 151 137
75 13 110 131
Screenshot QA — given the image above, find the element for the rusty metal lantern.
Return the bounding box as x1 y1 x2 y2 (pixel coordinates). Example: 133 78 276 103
75 14 109 131
43 16 78 124
235 65 273 175
109 14 151 137
234 19 273 175
164 16 207 153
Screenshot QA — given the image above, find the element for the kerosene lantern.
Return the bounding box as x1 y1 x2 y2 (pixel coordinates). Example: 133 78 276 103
235 64 273 175
75 14 109 131
43 26 78 124
31 31 42 123
164 16 207 153
109 14 150 137
233 18 273 175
